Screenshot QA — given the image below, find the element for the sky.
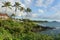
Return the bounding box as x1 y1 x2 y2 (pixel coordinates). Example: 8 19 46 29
0 0 60 21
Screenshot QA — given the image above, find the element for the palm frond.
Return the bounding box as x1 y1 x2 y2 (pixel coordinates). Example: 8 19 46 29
2 6 5 7
20 7 25 11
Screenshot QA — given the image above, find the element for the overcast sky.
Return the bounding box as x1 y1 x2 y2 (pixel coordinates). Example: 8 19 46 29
0 0 60 21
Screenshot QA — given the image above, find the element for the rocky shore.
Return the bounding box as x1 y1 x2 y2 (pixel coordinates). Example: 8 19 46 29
31 25 55 32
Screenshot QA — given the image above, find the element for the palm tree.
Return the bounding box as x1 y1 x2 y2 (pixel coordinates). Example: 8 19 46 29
2 1 12 13
25 8 32 19
19 7 25 20
12 2 21 15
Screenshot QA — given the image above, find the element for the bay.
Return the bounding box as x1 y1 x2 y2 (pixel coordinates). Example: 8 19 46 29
38 22 60 35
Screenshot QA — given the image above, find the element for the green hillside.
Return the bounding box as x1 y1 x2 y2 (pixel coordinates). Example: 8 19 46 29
0 19 60 40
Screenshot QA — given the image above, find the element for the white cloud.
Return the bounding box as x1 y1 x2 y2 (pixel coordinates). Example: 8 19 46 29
24 0 32 4
36 0 60 20
36 0 54 8
24 0 33 7
50 11 60 20
31 13 38 18
36 0 44 7
45 0 54 6
48 3 60 20
17 11 26 16
38 9 44 13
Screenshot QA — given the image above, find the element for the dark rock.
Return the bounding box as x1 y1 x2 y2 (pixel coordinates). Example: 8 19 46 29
31 25 55 32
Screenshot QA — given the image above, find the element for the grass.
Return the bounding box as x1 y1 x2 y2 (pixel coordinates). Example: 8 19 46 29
0 19 60 40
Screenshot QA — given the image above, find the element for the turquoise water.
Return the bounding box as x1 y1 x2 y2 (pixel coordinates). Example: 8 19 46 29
39 22 60 35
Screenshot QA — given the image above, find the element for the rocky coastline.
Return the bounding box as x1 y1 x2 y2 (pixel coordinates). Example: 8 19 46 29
31 25 55 32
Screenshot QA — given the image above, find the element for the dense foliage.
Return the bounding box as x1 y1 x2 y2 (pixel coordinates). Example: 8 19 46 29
0 19 60 40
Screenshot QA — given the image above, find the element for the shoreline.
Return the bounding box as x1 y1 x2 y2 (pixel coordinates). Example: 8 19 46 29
31 25 56 32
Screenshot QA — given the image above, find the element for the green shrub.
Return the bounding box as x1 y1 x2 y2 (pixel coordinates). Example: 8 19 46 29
0 19 60 40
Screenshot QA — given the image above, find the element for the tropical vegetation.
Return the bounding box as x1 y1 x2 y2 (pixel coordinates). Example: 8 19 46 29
0 1 60 40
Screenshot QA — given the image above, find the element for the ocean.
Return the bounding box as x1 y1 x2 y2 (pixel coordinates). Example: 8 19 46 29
39 22 60 35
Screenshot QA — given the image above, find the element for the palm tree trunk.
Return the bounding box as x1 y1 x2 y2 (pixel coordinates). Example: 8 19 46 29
15 8 17 14
14 7 17 19
21 15 23 20
26 12 29 19
5 7 7 14
21 12 23 21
